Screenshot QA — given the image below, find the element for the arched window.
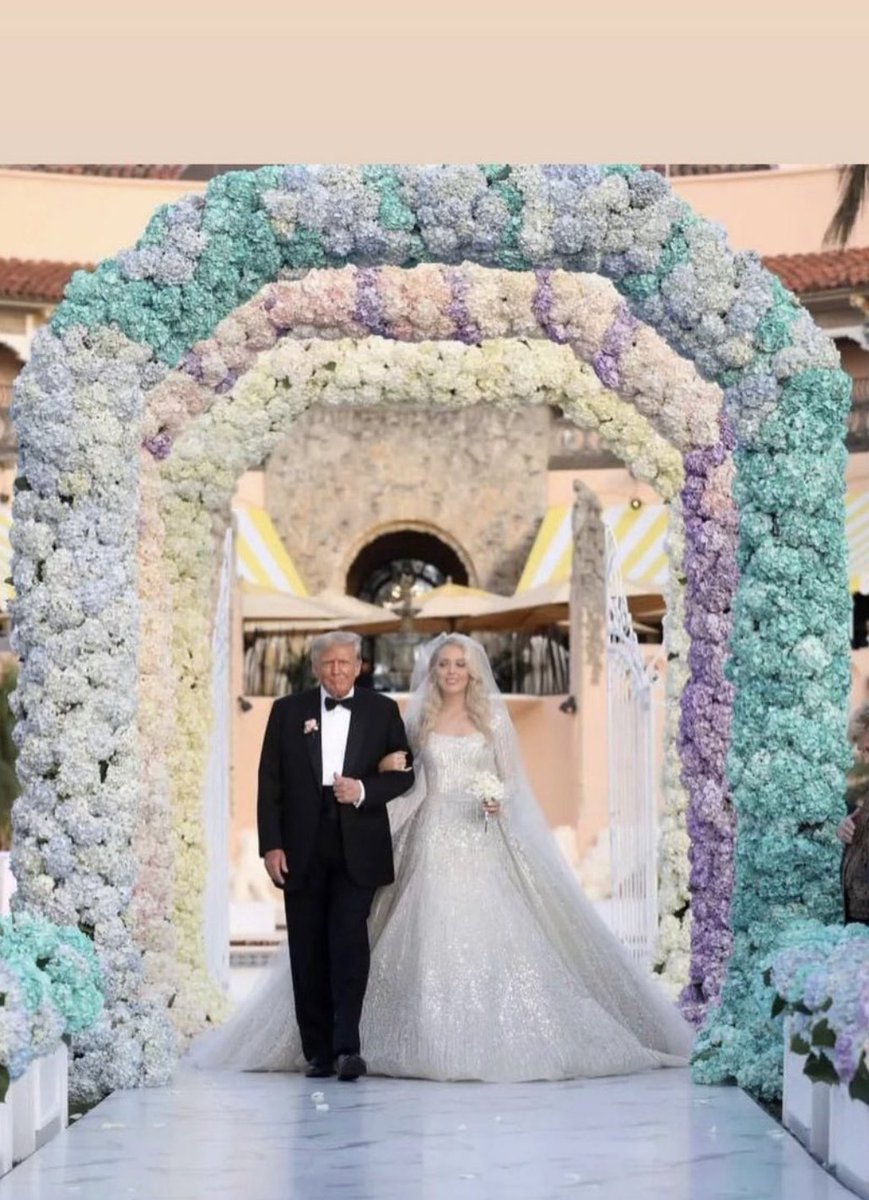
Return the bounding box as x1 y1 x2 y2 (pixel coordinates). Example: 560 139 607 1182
346 529 471 692
346 529 469 603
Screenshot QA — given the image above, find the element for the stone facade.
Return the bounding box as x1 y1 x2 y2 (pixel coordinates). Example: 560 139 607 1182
264 403 553 595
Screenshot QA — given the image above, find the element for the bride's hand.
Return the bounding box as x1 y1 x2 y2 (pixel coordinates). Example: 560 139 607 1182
378 750 408 773
482 800 501 817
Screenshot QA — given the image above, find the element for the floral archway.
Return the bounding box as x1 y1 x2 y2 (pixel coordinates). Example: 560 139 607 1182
10 166 851 1100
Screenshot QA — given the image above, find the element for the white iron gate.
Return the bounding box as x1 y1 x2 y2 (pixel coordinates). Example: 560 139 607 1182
605 525 658 970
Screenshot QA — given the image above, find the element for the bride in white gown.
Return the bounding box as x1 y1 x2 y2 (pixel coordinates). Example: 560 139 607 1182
191 634 693 1081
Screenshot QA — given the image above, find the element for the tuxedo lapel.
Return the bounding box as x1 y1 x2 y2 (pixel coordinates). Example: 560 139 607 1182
341 693 370 780
300 689 323 789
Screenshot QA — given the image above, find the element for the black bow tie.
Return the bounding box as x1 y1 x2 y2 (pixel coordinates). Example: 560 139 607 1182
325 695 354 711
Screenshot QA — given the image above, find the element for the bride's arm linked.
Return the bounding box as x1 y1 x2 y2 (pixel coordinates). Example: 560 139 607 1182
351 701 416 807
378 751 409 772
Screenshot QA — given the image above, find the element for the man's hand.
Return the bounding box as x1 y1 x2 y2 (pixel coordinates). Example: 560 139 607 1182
333 774 363 804
838 814 857 846
264 848 288 887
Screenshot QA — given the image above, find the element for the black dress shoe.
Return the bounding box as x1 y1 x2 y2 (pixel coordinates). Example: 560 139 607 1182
336 1053 367 1081
305 1060 335 1078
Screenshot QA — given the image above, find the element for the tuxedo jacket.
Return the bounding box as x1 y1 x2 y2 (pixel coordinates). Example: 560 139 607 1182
257 686 415 890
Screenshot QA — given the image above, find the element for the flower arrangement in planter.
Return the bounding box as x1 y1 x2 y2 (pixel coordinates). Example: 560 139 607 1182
0 911 103 1101
769 920 869 1098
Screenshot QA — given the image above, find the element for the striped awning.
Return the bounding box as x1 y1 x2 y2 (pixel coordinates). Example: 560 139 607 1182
521 492 869 596
517 502 670 593
604 504 670 589
848 489 869 593
231 500 309 596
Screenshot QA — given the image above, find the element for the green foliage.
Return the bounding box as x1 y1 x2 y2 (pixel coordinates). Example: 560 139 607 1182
0 663 20 851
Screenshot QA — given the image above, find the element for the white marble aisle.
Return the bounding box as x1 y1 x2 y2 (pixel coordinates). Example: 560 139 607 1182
0 1065 853 1200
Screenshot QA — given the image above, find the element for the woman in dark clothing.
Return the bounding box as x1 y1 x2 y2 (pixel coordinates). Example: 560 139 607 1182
837 703 869 924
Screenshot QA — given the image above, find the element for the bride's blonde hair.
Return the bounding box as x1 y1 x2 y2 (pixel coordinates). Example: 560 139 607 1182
413 636 493 749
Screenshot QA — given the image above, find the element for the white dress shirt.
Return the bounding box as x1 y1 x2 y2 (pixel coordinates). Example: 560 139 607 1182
320 687 365 806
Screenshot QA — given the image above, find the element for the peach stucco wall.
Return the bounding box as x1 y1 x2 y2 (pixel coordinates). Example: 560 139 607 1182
668 165 869 257
0 170 207 264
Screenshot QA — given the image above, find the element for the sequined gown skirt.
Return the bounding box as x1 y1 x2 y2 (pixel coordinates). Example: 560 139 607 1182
360 734 677 1081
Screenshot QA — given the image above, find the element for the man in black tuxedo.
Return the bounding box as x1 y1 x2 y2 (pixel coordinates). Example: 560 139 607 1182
257 631 414 1081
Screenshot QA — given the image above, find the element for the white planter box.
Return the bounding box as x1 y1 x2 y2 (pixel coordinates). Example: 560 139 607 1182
9 1069 36 1163
782 1018 831 1162
0 1090 11 1177
830 1081 869 1198
3 1044 68 1175
34 1044 68 1149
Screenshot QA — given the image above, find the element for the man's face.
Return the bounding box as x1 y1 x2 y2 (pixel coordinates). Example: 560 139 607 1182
315 644 361 699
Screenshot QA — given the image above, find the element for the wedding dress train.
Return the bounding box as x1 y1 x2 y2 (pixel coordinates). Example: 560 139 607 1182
190 716 693 1081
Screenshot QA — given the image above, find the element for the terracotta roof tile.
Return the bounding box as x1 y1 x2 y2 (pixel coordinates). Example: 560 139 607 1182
2 164 186 180
0 258 90 303
643 164 774 177
6 164 779 182
1 164 260 182
762 246 869 294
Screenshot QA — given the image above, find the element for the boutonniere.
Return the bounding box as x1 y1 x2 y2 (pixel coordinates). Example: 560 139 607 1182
304 718 319 735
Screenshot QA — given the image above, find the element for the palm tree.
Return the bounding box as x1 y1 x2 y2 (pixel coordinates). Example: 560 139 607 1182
825 166 869 247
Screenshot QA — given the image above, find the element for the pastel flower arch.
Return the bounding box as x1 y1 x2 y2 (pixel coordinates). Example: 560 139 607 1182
144 270 700 1032
138 262 710 1031
9 165 852 1101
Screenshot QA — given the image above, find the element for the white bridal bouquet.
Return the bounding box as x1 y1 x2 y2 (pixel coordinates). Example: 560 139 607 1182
469 771 505 832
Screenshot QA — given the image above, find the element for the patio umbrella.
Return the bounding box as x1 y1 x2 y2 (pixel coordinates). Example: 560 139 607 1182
400 581 509 633
311 588 402 634
463 581 570 632
239 583 348 629
461 580 666 633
